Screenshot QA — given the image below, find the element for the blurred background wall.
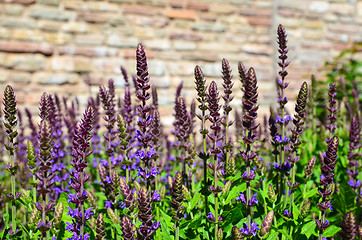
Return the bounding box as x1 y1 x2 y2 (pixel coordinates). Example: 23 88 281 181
0 0 361 126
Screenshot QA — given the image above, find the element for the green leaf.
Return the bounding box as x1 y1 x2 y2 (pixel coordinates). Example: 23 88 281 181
225 183 246 205
161 218 173 240
292 203 300 221
266 232 279 240
160 209 173 229
304 188 318 198
278 229 293 240
323 225 341 238
58 192 72 223
301 220 316 238
190 192 201 210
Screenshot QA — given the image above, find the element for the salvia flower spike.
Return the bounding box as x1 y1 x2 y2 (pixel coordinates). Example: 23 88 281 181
317 136 339 240
67 106 94 239
260 210 274 237
194 65 210 216
207 80 223 240
35 118 56 237
3 85 19 235
171 172 185 240
288 82 308 219
340 211 357 240
237 67 260 238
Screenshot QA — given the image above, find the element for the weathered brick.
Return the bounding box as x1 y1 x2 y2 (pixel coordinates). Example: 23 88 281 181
302 30 325 40
92 58 126 73
247 16 272 26
302 20 324 29
144 39 171 50
167 61 196 76
73 57 92 73
330 3 354 16
34 72 79 85
3 4 24 16
200 63 222 77
0 17 36 29
165 9 197 20
173 41 196 51
309 1 329 13
169 1 183 8
109 0 132 3
200 13 218 21
43 32 71 45
148 60 166 76
278 7 303 18
87 2 118 12
1 71 31 84
29 6 71 21
210 3 235 15
78 12 108 23
169 32 203 41
123 5 155 16
131 16 169 28
62 22 88 33
0 28 11 40
11 0 36 5
186 2 209 12
38 0 59 5
182 52 218 62
108 16 126 26
58 46 118 57
328 23 359 34
107 35 139 48
37 20 63 32
149 76 170 88
51 56 74 71
12 29 44 42
241 44 273 56
191 22 227 32
0 54 46 72
0 40 53 55
75 34 105 46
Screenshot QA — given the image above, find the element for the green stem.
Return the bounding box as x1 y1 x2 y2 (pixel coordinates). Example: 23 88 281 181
214 154 218 240
225 114 230 167
202 115 208 217
175 222 180 240
80 171 85 238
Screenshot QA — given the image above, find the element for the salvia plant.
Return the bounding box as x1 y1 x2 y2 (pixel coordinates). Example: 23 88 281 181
0 25 361 240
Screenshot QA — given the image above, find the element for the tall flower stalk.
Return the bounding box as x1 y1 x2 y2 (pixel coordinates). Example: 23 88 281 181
221 58 234 173
288 82 308 219
135 43 156 189
67 106 94 239
3 85 19 235
36 118 56 239
194 65 209 216
238 67 260 238
317 136 339 240
207 81 223 240
276 24 291 200
171 172 185 240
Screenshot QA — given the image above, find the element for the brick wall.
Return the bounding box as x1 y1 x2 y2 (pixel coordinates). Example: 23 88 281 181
0 0 361 126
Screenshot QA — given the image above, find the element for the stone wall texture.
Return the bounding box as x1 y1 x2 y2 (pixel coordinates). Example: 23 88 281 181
0 0 361 126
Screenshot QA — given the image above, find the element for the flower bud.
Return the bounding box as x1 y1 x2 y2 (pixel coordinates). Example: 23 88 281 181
268 184 276 203
217 227 224 239
107 208 119 224
222 180 231 196
300 201 311 217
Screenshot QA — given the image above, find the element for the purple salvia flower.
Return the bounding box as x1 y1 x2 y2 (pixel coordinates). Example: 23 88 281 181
326 83 337 141
317 136 339 238
340 211 357 239
67 106 94 239
137 186 156 239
